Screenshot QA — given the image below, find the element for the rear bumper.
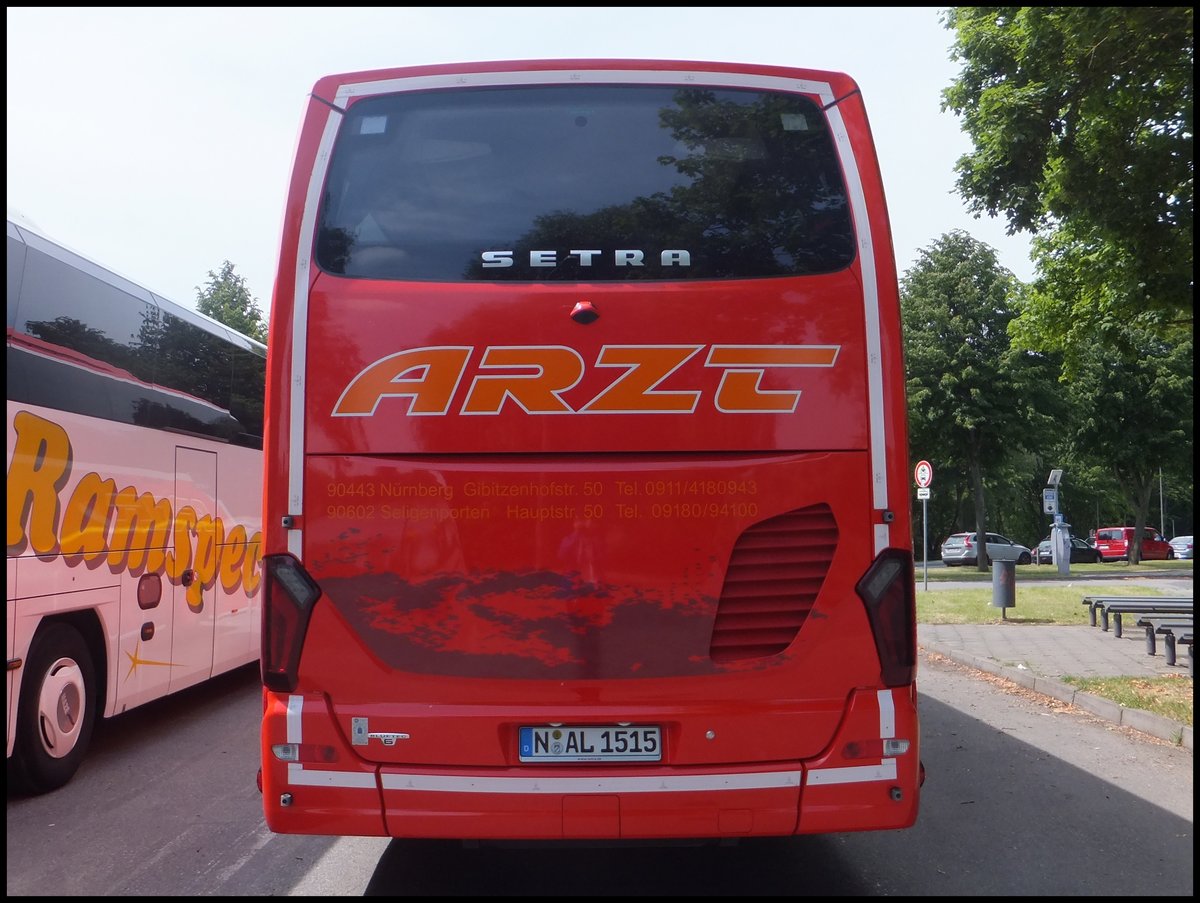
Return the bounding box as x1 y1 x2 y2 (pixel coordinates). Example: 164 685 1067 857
260 686 921 839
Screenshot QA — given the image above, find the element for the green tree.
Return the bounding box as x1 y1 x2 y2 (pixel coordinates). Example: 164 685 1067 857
1058 327 1193 561
940 7 1193 362
195 261 267 344
902 231 1059 570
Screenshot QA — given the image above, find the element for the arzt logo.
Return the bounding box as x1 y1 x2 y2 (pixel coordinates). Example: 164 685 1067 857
332 344 839 417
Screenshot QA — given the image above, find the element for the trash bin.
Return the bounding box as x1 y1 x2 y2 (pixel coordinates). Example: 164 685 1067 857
991 559 1016 617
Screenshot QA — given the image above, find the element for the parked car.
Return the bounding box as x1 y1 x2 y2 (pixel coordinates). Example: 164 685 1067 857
940 532 1032 566
1168 535 1193 560
1034 534 1103 565
1093 526 1174 562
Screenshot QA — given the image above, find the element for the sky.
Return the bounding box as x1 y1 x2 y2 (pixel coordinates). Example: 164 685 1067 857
6 6 1036 316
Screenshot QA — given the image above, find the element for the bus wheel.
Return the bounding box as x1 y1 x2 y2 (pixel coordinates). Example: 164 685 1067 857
10 622 98 795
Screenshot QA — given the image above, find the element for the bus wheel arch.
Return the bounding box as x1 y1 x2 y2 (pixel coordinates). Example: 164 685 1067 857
10 618 101 794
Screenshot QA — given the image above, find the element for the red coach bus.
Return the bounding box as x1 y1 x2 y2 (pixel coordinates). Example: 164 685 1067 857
259 59 921 841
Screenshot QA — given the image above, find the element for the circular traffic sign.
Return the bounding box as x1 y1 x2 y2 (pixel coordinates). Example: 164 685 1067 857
914 460 933 488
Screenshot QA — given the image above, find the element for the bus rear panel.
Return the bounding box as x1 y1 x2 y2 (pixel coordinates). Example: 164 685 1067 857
260 59 919 840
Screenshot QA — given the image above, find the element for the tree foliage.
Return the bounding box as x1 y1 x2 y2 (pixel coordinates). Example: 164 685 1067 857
902 230 1059 568
195 261 267 344
1058 327 1193 561
940 7 1193 357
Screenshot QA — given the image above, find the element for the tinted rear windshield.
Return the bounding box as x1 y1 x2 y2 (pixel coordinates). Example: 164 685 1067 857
315 84 856 282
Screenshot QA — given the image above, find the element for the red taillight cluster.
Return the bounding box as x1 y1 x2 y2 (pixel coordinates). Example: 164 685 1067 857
856 548 917 687
261 554 322 693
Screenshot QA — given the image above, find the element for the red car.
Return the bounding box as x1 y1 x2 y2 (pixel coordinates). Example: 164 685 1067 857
1093 526 1174 562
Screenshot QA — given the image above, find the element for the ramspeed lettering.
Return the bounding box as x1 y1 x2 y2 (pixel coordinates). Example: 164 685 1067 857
333 344 840 417
7 410 262 608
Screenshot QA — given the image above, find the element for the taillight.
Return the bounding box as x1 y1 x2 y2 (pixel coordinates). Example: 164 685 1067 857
261 553 322 693
856 548 916 687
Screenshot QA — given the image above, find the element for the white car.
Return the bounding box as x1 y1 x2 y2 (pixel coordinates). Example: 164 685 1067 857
1168 535 1193 560
940 532 1033 567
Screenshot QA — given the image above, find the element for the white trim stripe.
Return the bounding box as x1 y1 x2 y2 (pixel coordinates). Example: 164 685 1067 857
820 101 888 510
874 523 891 556
379 770 802 795
288 762 377 789
277 766 805 794
281 758 898 792
286 103 344 557
331 69 840 105
806 758 897 786
280 694 899 793
877 688 896 739
286 694 304 744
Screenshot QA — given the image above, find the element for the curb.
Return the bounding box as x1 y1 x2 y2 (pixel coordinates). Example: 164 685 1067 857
920 642 1193 752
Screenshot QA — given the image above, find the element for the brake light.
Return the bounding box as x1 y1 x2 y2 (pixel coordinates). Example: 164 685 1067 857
261 553 322 693
271 743 338 764
856 548 916 687
842 738 912 759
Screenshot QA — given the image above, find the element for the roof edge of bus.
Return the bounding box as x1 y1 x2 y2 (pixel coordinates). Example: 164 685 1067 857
7 216 266 354
312 58 857 91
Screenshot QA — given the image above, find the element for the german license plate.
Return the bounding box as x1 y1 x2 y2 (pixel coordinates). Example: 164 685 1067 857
519 725 662 762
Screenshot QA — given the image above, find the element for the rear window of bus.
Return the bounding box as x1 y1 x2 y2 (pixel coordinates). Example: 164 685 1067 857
314 84 856 282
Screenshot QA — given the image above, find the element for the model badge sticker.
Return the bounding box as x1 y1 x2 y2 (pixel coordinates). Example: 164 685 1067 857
482 249 692 268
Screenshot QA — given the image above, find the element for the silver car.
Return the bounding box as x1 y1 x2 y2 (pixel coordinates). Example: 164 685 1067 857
1168 535 1193 560
940 532 1033 567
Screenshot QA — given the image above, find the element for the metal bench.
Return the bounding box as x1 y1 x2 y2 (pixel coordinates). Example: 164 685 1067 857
1081 595 1193 628
1107 603 1192 637
1159 627 1192 668
1083 598 1192 634
1134 616 1195 664
1179 634 1194 678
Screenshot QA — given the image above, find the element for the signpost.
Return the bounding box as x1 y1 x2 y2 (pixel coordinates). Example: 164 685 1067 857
914 461 933 589
914 461 933 490
1047 469 1069 576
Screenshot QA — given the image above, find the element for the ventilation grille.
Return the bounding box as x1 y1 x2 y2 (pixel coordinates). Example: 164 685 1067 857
709 504 839 662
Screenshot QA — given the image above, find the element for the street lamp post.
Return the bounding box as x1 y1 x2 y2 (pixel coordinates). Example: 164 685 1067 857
1159 468 1166 534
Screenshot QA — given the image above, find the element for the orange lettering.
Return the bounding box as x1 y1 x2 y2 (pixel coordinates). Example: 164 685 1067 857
461 346 583 414
167 506 197 581
60 472 117 561
188 515 224 611
336 343 842 417
220 525 248 593
706 345 838 413
242 531 263 595
8 411 261 600
7 410 70 553
581 345 702 413
108 486 173 572
333 346 471 415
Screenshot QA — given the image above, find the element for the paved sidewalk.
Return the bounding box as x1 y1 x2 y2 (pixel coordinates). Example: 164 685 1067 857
918 621 1193 750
